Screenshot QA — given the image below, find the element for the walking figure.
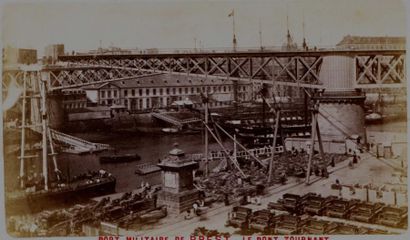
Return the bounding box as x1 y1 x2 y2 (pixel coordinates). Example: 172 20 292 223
352 154 358 164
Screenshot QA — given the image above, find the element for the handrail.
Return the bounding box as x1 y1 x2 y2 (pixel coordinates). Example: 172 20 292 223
49 129 110 152
186 146 284 161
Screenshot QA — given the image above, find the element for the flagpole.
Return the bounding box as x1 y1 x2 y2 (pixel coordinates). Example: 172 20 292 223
230 9 237 52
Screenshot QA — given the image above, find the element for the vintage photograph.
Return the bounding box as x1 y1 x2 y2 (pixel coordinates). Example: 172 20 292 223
1 0 408 238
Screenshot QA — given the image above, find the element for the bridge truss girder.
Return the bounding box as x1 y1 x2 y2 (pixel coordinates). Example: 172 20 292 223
56 50 406 90
355 54 406 89
59 55 325 89
45 66 163 90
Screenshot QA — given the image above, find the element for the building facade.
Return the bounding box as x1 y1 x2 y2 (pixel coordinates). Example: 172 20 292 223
62 89 88 110
44 44 65 64
336 35 405 50
3 47 37 65
84 74 252 112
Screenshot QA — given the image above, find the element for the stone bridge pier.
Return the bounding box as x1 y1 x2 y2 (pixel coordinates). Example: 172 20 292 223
315 56 366 144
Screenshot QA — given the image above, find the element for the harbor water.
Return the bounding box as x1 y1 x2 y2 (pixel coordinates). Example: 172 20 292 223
59 131 231 193
5 120 406 194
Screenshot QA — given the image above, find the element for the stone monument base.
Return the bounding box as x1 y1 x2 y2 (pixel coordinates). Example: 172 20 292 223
157 189 201 214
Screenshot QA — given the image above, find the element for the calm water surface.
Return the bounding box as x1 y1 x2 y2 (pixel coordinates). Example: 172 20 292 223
60 131 230 192
5 120 406 193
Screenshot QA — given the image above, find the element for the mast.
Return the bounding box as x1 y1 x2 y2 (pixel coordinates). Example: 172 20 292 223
259 19 263 50
262 96 266 134
40 71 49 190
302 12 307 50
19 73 27 188
229 9 237 51
286 7 290 48
233 134 237 164
268 111 280 184
204 95 209 177
285 5 294 50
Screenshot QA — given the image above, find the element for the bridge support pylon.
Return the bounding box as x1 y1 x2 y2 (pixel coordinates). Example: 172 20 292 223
316 56 367 143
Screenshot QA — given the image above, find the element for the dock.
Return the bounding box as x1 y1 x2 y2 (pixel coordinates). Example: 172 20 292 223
135 163 162 175
151 112 201 128
123 151 407 236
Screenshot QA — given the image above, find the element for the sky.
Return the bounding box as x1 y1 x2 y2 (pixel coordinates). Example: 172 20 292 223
1 0 407 56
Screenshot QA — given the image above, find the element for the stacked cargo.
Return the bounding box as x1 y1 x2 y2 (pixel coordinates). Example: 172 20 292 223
274 214 305 234
374 206 408 228
249 209 275 233
301 219 338 234
349 202 384 223
324 198 359 219
303 195 336 216
226 206 252 229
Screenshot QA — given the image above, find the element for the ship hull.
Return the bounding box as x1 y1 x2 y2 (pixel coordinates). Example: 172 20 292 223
6 178 116 215
100 154 141 164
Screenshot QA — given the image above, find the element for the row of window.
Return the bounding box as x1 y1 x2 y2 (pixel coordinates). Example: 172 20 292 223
99 98 233 109
101 89 118 99
100 85 248 99
340 44 405 50
64 102 87 109
62 90 85 95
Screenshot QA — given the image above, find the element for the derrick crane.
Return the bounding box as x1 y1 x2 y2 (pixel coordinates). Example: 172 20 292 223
256 84 284 184
199 89 247 178
258 82 325 185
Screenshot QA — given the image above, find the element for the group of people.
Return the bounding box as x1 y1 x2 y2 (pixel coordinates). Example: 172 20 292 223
140 181 155 199
7 216 38 237
313 165 329 178
348 152 360 169
18 172 46 192
184 199 207 220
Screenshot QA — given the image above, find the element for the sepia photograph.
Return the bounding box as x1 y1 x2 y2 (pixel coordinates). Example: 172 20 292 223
1 0 408 239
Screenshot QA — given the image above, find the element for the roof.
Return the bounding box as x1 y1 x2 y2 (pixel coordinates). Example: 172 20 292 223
85 106 111 112
110 104 126 109
169 148 185 156
171 100 194 106
337 35 406 46
82 73 249 90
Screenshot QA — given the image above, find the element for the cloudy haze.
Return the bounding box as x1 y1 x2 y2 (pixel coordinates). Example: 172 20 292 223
1 0 407 56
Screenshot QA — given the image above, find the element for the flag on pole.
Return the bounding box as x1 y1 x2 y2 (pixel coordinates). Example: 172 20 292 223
228 9 234 17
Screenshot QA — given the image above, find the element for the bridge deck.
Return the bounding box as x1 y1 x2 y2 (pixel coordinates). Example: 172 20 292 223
59 49 406 60
151 112 201 127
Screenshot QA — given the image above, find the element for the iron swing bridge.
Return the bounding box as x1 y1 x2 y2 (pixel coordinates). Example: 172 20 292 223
2 48 406 186
3 49 406 93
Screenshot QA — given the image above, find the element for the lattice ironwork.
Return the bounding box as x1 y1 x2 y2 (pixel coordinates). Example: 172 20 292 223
355 54 406 89
56 49 405 90
43 65 162 90
57 55 325 89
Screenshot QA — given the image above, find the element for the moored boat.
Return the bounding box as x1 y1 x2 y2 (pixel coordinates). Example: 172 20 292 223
6 169 116 214
365 112 383 124
161 127 179 134
99 153 141 164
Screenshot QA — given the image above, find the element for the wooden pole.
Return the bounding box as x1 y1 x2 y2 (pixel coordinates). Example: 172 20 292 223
47 128 60 181
233 134 237 163
316 119 325 160
203 123 246 178
40 73 48 190
268 111 280 184
214 122 266 168
204 101 209 177
306 107 318 185
19 73 27 188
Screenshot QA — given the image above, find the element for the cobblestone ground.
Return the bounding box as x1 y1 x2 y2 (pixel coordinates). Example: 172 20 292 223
122 151 407 236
